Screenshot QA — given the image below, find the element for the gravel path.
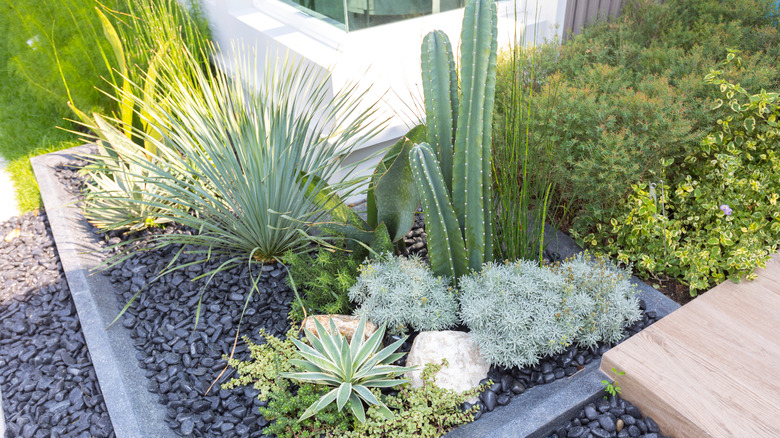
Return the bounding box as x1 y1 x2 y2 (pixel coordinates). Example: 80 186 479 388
550 395 669 438
0 212 114 438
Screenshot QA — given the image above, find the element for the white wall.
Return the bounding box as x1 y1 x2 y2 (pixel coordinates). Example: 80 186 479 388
199 0 568 183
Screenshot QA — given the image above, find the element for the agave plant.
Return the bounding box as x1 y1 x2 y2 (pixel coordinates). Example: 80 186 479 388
280 316 413 423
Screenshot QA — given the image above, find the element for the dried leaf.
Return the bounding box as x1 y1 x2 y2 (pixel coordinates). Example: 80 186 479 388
4 228 20 242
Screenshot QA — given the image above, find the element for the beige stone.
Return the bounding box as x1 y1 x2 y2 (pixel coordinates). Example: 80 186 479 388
301 315 378 343
405 331 490 401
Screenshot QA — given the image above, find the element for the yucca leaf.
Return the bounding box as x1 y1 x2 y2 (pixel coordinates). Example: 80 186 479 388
279 372 341 386
369 336 408 366
351 385 376 404
288 359 322 373
340 335 353 380
360 378 410 388
300 326 329 358
353 323 387 369
349 315 367 359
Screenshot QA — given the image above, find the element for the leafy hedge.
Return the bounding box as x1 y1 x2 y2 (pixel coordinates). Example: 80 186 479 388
494 0 780 292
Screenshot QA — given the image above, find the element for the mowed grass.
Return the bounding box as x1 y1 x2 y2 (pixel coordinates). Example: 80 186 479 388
0 0 108 213
0 59 83 212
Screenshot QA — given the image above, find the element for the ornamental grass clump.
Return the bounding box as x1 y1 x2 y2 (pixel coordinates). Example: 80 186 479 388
76 0 210 231
349 254 459 335
459 253 640 368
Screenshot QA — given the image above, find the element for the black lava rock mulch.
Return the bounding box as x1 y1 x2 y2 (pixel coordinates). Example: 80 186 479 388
549 396 669 438
0 212 115 438
104 232 293 437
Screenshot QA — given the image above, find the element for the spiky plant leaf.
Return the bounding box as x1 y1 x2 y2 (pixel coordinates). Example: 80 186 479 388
280 315 414 423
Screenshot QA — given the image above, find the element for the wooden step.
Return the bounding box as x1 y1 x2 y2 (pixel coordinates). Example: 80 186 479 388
601 252 780 438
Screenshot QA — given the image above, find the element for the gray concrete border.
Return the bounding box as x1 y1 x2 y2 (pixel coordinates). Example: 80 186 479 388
446 226 680 438
31 145 170 438
1 383 5 437
31 144 680 438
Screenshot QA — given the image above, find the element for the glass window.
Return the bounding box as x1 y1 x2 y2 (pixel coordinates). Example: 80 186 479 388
277 0 465 31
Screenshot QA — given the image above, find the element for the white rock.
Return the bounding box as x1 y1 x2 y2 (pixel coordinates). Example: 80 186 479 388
404 331 490 400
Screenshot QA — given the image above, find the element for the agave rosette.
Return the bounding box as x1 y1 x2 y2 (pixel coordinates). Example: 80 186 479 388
280 316 414 423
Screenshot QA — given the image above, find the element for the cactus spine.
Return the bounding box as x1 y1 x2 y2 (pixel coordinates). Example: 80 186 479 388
410 0 498 280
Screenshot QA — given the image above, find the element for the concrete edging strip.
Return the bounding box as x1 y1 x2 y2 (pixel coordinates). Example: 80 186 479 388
31 144 681 438
31 145 170 438
0 382 5 437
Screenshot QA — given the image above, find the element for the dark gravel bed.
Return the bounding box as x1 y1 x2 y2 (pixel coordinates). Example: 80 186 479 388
0 212 114 438
548 395 669 438
107 233 292 437
57 163 292 437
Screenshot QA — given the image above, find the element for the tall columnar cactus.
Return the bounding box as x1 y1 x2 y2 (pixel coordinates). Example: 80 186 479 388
410 0 498 280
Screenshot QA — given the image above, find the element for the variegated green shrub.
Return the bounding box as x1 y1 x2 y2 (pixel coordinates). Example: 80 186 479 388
586 53 780 294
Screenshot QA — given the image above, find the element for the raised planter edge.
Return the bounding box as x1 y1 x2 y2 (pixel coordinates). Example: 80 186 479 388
31 144 681 438
31 145 171 438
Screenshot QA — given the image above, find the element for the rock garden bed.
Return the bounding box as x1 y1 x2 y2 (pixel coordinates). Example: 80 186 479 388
21 145 680 437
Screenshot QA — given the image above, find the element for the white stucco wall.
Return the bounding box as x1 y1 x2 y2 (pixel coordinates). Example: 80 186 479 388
198 0 568 185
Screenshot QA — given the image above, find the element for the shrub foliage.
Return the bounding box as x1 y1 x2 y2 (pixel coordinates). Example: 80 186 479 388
284 248 363 322
588 54 780 293
494 0 780 291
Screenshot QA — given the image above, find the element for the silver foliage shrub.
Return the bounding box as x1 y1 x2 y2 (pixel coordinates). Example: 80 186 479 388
349 254 459 335
459 253 641 368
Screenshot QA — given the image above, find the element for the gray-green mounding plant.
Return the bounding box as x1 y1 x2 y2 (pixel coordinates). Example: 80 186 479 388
280 316 414 423
349 254 459 335
459 253 641 368
409 0 498 280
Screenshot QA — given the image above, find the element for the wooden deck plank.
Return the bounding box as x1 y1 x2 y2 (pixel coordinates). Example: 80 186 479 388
601 252 780 438
753 252 780 293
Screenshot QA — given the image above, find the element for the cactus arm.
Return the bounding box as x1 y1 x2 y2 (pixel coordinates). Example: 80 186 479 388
409 143 467 279
421 30 458 194
452 0 497 270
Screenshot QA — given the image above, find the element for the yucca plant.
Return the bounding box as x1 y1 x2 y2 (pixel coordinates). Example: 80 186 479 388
408 0 498 280
81 114 175 230
280 316 414 423
94 43 381 323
